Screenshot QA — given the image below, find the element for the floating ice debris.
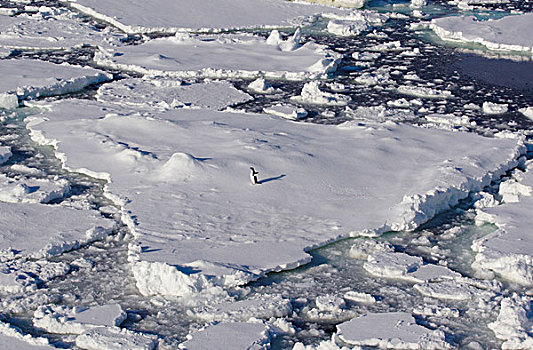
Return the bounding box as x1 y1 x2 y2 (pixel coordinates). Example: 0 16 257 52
97 78 252 111
397 85 453 99
336 312 451 349
0 146 12 164
96 33 340 80
28 99 525 297
75 327 158 350
348 238 393 259
192 295 292 322
367 40 404 52
263 104 308 120
519 107 533 120
343 291 376 304
0 320 56 350
0 260 70 292
0 59 111 105
451 0 514 11
410 0 427 8
301 0 366 8
178 322 272 350
424 113 472 129
413 279 482 301
0 202 116 260
34 304 127 334
387 98 411 108
351 51 381 61
291 81 351 106
327 19 369 37
247 78 280 94
473 163 533 286
61 0 346 34
354 68 391 85
482 101 509 115
0 175 69 204
488 293 533 349
431 13 533 55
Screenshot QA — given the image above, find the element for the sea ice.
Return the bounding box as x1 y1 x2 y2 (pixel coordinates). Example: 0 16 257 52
75 327 158 350
0 320 56 350
473 163 533 285
0 9 122 50
0 259 70 292
33 304 127 334
396 85 453 99
336 312 451 348
431 13 533 55
27 99 525 297
96 78 252 111
0 146 12 164
488 293 533 349
178 322 272 350
263 104 308 120
518 106 533 120
247 78 280 95
0 202 116 260
95 33 340 80
0 175 69 204
302 0 366 8
61 0 344 33
482 101 509 115
0 59 111 106
290 81 351 106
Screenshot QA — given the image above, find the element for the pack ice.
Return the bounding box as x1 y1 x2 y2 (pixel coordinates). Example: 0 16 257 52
0 59 111 109
95 32 340 80
61 0 344 33
431 13 533 55
26 98 525 298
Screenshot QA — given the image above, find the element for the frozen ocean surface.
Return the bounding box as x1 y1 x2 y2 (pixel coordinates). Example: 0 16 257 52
1 0 533 349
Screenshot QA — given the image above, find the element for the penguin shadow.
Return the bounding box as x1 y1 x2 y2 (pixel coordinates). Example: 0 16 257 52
258 174 286 185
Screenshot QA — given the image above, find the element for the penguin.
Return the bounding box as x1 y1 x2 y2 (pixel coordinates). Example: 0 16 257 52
250 166 259 185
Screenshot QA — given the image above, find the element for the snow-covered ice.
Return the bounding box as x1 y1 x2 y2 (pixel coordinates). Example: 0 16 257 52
75 327 158 350
0 59 111 108
95 33 340 80
0 174 69 204
96 78 252 111
519 107 533 120
247 78 280 95
396 85 453 99
62 0 344 33
0 320 56 350
0 202 116 260
482 101 509 115
336 312 451 348
263 104 308 120
291 81 351 106
473 162 533 286
0 146 12 164
488 293 533 349
431 13 533 55
33 304 126 334
26 98 525 298
178 321 272 350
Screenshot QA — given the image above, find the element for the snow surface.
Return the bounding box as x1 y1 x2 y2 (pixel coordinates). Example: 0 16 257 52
336 312 451 348
95 33 340 80
178 321 271 350
0 59 111 108
431 13 533 55
96 78 252 111
0 174 69 204
473 162 533 286
0 320 56 350
26 98 525 297
61 0 344 33
75 327 158 350
0 202 116 260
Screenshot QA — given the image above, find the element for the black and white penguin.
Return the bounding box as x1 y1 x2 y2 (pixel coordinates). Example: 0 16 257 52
250 166 259 185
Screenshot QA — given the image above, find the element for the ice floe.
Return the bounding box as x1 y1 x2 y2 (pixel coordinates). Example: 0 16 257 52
0 146 12 164
431 13 533 55
178 321 272 350
0 320 56 349
488 293 533 349
519 107 533 120
61 0 344 33
290 81 351 106
33 304 126 334
336 312 451 349
96 78 252 111
0 174 69 204
27 99 525 297
473 162 533 285
396 85 453 99
75 326 158 350
95 33 340 80
247 78 280 95
263 104 308 120
482 101 509 115
0 59 111 109
0 202 116 260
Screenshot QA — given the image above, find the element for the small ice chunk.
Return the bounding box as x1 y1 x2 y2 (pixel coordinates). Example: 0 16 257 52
0 175 69 204
488 293 533 349
291 81 351 106
498 179 531 203
343 291 376 304
0 146 12 164
263 104 307 120
336 312 451 349
34 304 127 334
0 320 55 349
482 102 508 115
0 93 18 109
327 19 369 37
76 327 157 350
352 51 381 61
397 85 453 99
178 322 271 350
354 69 391 85
247 78 279 94
410 0 427 8
519 107 533 120
316 294 346 312
413 280 478 300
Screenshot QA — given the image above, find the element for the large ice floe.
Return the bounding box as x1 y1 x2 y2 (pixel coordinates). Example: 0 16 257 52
0 59 111 109
95 31 340 80
25 97 525 298
431 13 533 55
473 160 533 286
61 0 343 33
